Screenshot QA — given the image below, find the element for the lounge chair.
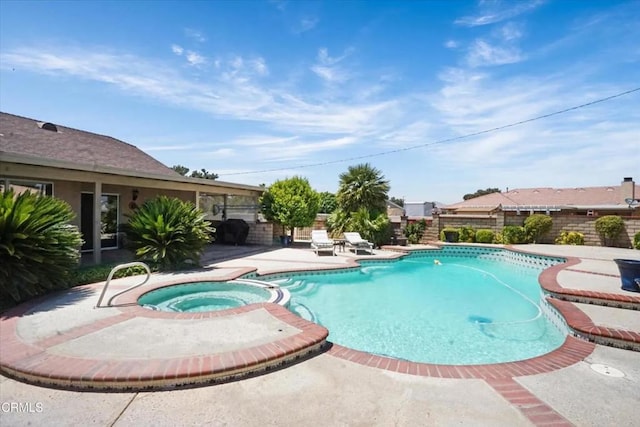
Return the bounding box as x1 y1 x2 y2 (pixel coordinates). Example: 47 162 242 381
310 230 336 256
343 232 374 255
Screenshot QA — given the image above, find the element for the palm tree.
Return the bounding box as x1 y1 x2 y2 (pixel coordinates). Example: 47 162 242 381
336 163 390 215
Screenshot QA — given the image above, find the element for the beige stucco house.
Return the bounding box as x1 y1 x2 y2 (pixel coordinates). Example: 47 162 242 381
0 112 265 264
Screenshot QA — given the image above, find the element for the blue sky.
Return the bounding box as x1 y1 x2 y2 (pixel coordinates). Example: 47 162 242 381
1 0 638 204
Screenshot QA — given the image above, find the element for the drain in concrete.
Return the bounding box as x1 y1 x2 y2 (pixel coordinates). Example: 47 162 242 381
590 363 625 378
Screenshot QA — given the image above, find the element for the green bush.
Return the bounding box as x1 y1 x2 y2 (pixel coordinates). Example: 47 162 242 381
70 264 150 286
524 214 553 243
555 231 585 245
1 190 83 303
501 225 528 244
594 215 625 247
440 227 459 242
404 219 427 244
633 231 640 250
475 229 495 243
458 225 476 243
124 196 213 270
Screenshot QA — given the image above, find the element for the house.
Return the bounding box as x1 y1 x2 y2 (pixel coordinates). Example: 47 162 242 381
0 112 266 264
405 201 444 219
443 178 639 216
432 178 640 246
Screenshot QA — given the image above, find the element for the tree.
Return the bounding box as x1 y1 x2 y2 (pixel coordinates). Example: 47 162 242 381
124 196 213 271
337 163 390 215
463 188 501 200
389 196 404 207
259 177 320 240
329 164 392 246
171 165 218 180
318 192 338 214
1 190 83 303
172 165 190 176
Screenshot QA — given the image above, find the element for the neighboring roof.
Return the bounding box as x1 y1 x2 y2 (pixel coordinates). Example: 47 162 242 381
386 199 405 210
0 112 178 177
445 185 639 210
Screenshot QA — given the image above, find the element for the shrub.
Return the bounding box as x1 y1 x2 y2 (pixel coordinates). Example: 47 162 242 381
124 196 213 270
404 219 427 244
440 227 459 242
493 232 504 244
594 215 625 247
70 264 150 286
501 225 527 244
475 229 495 243
634 231 640 250
555 231 585 245
524 214 553 243
1 190 83 303
458 225 476 243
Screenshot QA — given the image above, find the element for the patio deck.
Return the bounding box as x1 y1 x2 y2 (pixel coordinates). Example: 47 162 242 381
1 243 638 426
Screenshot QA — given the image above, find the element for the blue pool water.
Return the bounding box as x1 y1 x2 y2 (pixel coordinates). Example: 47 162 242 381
268 249 567 365
138 282 272 312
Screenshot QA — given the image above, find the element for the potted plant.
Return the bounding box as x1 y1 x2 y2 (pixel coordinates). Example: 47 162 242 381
440 227 459 243
613 259 640 292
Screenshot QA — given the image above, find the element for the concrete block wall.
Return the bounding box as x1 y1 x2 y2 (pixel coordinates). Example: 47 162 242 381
428 212 640 248
246 222 274 246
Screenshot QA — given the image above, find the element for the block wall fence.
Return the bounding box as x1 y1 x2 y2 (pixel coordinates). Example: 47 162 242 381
422 212 640 248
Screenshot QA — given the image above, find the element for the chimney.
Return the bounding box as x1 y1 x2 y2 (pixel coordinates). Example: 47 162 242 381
621 177 635 204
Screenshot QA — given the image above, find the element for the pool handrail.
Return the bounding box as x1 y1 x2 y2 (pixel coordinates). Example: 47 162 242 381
95 262 151 308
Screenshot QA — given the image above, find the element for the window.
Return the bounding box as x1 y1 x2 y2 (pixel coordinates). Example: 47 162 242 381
0 178 53 196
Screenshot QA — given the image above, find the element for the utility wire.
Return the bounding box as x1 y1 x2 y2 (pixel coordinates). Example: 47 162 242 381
219 87 640 177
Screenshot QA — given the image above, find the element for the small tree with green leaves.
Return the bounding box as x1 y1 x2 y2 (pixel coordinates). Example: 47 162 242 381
124 196 213 270
524 214 553 243
1 190 83 303
594 215 625 247
318 191 338 214
259 177 320 240
404 220 427 244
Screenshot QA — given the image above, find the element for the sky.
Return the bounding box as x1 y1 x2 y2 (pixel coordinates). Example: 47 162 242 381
1 0 639 204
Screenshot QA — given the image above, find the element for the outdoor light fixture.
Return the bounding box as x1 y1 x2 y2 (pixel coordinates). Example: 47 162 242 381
132 189 139 201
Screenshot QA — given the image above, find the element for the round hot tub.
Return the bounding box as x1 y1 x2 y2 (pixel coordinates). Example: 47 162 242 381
138 279 289 313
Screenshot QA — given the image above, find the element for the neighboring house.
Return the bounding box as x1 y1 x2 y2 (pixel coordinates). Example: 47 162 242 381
443 178 639 216
405 201 444 219
0 112 265 264
386 200 406 222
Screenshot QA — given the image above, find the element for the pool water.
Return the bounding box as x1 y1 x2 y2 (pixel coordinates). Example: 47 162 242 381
269 253 567 365
138 282 272 312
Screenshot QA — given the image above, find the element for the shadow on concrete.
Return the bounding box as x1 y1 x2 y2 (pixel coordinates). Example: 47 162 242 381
0 286 95 320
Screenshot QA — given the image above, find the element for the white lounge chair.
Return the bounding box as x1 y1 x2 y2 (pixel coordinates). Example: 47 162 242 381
343 232 374 255
310 230 335 256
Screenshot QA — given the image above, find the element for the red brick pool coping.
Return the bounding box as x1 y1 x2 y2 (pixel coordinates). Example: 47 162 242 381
0 244 636 427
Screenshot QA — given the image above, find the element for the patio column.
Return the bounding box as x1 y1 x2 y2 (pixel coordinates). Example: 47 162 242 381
93 181 102 265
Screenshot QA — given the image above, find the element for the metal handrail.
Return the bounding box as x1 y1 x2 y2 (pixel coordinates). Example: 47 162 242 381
95 262 151 308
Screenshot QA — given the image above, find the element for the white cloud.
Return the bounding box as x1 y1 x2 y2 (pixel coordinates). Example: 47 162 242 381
466 40 523 67
311 47 353 83
184 28 206 43
205 148 236 158
185 51 206 66
496 22 523 41
455 0 546 27
444 40 459 49
250 57 268 75
294 17 319 34
171 44 184 55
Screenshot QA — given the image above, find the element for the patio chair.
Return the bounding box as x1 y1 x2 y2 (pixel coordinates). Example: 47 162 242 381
310 230 336 256
343 232 374 255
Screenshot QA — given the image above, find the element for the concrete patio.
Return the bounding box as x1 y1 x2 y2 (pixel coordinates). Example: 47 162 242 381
1 244 638 426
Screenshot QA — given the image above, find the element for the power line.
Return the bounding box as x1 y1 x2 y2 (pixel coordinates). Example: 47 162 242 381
219 87 640 177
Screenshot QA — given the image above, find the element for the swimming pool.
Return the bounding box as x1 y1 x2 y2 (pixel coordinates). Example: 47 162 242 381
266 247 567 365
138 280 290 312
